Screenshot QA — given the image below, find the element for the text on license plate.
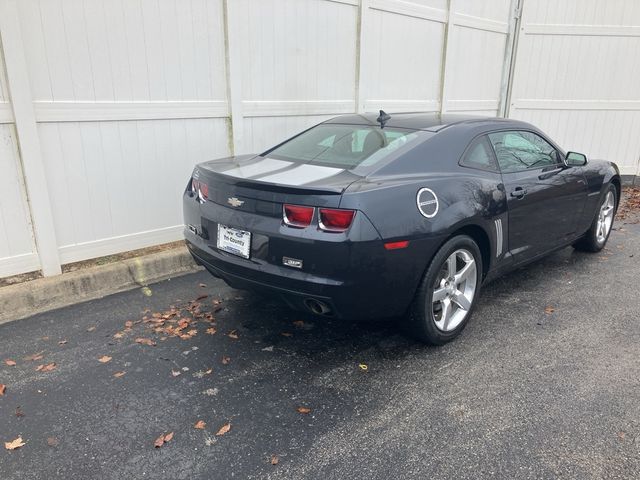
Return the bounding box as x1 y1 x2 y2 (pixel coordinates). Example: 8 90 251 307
217 224 251 259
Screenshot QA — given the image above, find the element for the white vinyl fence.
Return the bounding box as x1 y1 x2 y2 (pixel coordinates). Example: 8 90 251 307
0 0 638 278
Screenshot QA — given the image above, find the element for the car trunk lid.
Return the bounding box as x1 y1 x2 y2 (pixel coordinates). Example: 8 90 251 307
194 155 362 214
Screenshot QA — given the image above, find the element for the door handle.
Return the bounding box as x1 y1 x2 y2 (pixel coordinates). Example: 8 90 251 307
510 187 527 199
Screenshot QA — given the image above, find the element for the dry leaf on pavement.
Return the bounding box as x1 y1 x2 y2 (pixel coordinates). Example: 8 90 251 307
544 306 555 314
194 420 206 429
113 371 126 378
4 436 26 450
171 370 181 377
0 384 6 396
24 352 44 362
215 423 231 436
297 406 311 414
271 455 279 465
154 432 174 448
281 332 293 337
35 363 57 372
47 437 59 447
135 338 156 346
221 356 230 365
58 340 68 345
4 359 17 366
227 330 239 340
98 356 112 363
206 327 217 335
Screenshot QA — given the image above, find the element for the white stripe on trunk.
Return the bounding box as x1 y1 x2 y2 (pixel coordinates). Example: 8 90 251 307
258 164 344 186
220 158 293 179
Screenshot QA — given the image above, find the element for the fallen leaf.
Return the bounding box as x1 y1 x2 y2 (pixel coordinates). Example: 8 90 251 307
4 436 26 450
135 338 156 346
215 423 231 436
4 359 17 366
125 321 134 328
297 406 311 414
618 431 626 441
199 283 207 288
154 432 174 448
0 384 5 396
544 306 555 314
171 369 181 377
204 368 213 375
271 454 279 465
15 406 24 417
87 326 96 332
113 371 126 378
47 437 59 447
359 363 368 371
196 294 208 301
206 327 217 335
58 340 68 345
113 332 125 339
35 363 57 372
24 352 45 362
221 356 230 365
98 355 112 364
293 320 305 328
227 330 239 340
153 434 165 448
194 420 206 429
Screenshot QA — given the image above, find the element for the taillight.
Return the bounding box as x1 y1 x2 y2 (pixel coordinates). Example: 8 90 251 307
319 208 355 232
191 179 209 200
283 204 314 228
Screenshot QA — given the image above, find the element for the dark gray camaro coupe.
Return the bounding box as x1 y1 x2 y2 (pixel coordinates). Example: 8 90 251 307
183 113 620 344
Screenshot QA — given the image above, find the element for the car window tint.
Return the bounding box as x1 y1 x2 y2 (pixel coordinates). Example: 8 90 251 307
488 130 559 173
265 124 422 169
460 137 498 172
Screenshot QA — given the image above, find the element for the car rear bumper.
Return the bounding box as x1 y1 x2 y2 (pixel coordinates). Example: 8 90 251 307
185 229 442 320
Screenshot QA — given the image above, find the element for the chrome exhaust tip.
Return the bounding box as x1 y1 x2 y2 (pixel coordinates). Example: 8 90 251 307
304 298 332 316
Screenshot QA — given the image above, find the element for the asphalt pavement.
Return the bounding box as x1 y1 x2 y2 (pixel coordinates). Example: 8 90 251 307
1 221 639 479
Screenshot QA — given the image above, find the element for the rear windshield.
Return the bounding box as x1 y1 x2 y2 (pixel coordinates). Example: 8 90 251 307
264 124 424 169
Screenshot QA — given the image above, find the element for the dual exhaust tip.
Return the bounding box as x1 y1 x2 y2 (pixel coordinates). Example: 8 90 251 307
304 298 333 316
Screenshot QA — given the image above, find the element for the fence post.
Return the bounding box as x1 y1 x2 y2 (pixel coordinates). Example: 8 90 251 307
223 0 245 155
0 0 61 276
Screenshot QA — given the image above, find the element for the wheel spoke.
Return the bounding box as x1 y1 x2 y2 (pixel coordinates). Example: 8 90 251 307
441 298 452 330
454 259 475 284
446 253 457 277
452 291 471 311
432 287 447 303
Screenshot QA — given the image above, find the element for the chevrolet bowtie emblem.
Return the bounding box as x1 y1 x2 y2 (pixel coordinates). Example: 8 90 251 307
227 197 244 208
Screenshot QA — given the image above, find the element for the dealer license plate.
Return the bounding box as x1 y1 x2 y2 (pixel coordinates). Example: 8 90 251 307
217 224 251 259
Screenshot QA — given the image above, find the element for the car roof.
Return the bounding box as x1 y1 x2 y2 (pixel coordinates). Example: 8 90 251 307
323 112 529 133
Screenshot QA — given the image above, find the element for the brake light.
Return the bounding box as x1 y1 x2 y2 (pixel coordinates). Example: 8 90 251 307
319 208 355 232
283 204 314 228
191 179 209 200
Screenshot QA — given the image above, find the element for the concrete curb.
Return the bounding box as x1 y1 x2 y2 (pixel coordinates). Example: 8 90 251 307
0 246 202 325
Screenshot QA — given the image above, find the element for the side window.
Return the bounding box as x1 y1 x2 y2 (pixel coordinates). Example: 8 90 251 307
488 130 560 173
460 136 498 172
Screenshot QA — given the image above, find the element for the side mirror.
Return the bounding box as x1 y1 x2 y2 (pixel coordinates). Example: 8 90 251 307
566 151 587 167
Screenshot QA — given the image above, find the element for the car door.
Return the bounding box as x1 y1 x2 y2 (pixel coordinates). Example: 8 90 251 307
488 130 587 263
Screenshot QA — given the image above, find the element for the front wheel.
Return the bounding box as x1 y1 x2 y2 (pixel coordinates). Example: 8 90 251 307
403 235 482 345
573 184 617 252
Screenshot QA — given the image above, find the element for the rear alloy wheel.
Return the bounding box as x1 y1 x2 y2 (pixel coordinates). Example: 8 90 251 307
405 235 482 345
573 184 617 252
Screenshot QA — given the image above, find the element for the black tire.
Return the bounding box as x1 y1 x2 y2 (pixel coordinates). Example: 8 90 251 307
403 235 483 345
573 184 617 252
